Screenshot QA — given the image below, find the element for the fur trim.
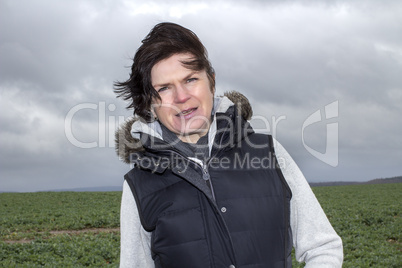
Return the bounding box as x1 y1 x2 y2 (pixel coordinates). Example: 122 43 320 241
115 91 252 163
224 91 252 120
115 117 143 163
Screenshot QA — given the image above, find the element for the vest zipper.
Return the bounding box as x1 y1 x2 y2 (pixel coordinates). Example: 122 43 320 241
202 162 216 201
163 157 237 265
155 147 218 202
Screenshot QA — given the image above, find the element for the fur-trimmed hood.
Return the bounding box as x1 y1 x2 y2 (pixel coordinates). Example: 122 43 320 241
115 91 253 164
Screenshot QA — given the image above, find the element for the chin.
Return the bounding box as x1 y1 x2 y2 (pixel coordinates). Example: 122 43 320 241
185 122 209 135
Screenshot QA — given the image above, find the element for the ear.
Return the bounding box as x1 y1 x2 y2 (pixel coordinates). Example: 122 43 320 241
151 106 158 120
149 101 159 121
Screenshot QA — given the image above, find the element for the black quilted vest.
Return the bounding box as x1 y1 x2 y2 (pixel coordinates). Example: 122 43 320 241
125 108 292 268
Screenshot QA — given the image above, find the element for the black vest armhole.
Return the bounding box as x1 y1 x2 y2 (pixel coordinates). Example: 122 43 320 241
267 135 292 199
268 135 293 267
124 172 154 232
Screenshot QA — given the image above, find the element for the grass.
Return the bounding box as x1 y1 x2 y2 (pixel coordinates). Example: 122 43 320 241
291 183 401 267
1 232 119 267
313 183 401 267
0 191 120 241
1 183 401 267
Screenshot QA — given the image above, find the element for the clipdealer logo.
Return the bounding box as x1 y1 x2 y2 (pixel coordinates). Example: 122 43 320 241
302 101 339 167
64 102 126 148
64 100 339 167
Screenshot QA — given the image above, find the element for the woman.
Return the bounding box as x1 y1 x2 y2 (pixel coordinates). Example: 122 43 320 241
115 22 343 268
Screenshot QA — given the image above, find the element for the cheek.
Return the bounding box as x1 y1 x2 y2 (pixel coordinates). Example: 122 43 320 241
154 105 177 120
154 106 165 118
205 92 214 110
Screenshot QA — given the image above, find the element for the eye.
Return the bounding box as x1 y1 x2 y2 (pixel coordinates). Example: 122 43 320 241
186 77 198 83
157 86 168 93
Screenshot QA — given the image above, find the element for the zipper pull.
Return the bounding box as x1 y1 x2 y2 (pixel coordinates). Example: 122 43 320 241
202 165 210 181
202 164 216 201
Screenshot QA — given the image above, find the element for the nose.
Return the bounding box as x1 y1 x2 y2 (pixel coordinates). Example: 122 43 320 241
174 84 190 103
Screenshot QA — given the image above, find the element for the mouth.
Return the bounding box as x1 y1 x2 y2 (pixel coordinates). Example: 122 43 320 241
177 107 197 118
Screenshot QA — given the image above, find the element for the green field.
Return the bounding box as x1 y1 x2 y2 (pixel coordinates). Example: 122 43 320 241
0 183 401 267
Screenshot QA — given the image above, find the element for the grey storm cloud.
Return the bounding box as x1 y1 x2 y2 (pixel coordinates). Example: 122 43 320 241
1 0 401 192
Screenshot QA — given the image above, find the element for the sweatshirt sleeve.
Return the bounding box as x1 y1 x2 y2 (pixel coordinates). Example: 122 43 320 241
120 180 154 268
273 139 343 267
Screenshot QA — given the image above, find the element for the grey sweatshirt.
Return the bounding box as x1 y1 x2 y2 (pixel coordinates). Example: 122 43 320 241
119 97 343 268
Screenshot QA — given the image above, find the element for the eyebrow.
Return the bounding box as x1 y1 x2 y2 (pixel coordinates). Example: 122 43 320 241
153 71 198 88
183 71 198 81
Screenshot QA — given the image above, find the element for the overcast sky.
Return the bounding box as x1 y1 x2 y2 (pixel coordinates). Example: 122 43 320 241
1 0 401 192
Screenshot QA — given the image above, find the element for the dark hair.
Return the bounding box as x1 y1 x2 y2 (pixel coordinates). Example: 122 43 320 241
114 22 215 121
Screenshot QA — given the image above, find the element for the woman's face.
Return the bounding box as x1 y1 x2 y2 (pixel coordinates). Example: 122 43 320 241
151 53 214 143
